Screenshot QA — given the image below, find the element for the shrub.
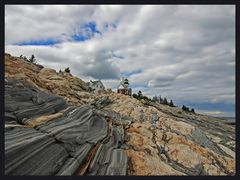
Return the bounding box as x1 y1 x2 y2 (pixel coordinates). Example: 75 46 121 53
64 67 70 73
133 93 152 102
132 93 139 99
23 56 28 61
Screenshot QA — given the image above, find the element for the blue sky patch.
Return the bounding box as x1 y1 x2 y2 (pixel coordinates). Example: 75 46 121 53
71 34 90 42
15 39 61 46
71 22 102 42
173 101 235 117
184 102 235 112
83 22 102 35
16 22 104 45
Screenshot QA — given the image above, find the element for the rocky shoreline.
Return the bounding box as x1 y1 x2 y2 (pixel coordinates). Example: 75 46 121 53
4 54 235 175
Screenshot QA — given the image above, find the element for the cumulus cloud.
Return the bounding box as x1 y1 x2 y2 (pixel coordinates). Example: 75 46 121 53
5 5 235 116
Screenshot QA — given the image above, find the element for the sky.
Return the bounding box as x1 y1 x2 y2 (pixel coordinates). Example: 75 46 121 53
5 5 235 117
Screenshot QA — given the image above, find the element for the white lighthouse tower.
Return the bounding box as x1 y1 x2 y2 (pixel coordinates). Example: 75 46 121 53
117 77 132 96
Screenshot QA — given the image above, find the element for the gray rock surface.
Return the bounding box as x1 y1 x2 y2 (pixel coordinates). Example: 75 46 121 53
5 78 67 124
5 78 128 175
5 127 68 175
5 54 235 176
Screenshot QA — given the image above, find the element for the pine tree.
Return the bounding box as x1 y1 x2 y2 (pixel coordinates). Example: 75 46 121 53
191 108 195 113
169 100 174 107
159 96 163 104
29 54 36 63
182 105 187 111
138 90 142 97
163 97 168 105
152 95 158 102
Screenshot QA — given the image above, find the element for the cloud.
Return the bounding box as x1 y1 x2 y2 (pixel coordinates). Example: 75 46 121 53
199 110 225 116
71 22 102 42
5 5 235 116
121 69 142 77
148 74 176 88
197 109 235 117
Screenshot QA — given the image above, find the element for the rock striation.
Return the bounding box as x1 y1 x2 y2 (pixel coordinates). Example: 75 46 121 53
5 54 87 106
4 53 235 175
5 77 127 175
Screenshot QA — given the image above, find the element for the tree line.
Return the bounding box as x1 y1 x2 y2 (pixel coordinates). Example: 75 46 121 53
133 92 195 114
19 54 71 74
182 105 195 113
19 54 36 63
132 91 154 102
152 95 175 107
59 67 71 73
152 95 195 113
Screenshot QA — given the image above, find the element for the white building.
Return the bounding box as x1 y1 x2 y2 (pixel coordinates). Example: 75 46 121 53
117 77 132 96
86 80 105 91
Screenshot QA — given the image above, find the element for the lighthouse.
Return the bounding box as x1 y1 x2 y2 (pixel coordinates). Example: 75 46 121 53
117 77 132 96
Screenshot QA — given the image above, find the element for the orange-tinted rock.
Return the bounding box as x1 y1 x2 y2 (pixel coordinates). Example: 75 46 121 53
4 53 235 176
26 112 64 128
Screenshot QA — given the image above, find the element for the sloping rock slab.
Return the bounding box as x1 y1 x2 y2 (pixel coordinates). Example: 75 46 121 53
5 127 68 175
5 77 67 124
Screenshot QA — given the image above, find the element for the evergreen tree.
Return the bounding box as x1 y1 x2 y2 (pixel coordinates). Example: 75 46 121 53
138 90 142 97
29 54 36 63
159 96 163 104
163 97 168 105
169 100 174 107
182 105 187 111
191 108 195 113
152 95 158 102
